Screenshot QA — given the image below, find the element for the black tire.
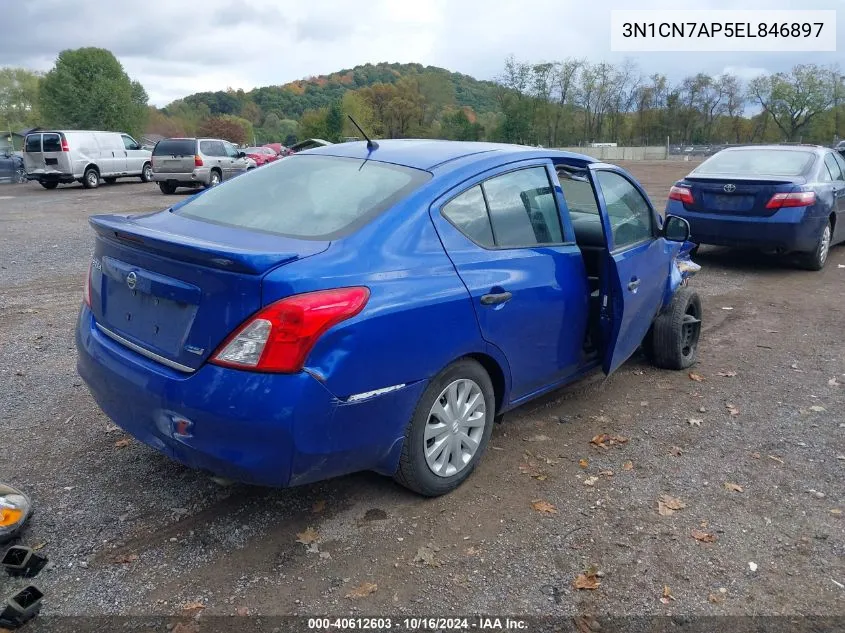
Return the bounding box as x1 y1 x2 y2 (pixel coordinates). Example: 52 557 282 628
797 219 832 271
39 181 58 190
158 182 177 195
394 358 495 496
140 162 153 183
205 169 221 188
649 286 702 370
82 167 99 189
104 177 117 184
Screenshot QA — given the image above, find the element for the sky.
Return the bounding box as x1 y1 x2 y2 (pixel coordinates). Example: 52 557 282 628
0 0 841 107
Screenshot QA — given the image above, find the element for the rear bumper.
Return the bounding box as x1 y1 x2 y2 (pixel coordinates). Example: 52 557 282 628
26 170 76 184
151 168 211 186
666 203 825 252
75 306 423 487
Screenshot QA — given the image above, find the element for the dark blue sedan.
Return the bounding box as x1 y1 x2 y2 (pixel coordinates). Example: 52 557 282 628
666 145 845 270
76 140 700 496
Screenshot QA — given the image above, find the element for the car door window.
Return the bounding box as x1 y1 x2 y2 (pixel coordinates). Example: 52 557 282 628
820 162 834 181
824 154 843 181
595 171 654 249
224 143 239 158
834 151 845 176
121 135 138 150
441 185 494 248
482 167 563 247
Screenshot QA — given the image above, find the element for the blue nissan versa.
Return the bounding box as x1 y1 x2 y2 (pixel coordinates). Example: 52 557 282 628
76 140 701 496
666 145 845 270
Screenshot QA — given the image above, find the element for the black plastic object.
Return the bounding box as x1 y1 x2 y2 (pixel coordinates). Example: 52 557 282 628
2 546 48 577
0 585 43 629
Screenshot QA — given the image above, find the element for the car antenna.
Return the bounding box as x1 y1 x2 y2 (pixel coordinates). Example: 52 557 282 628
348 116 378 151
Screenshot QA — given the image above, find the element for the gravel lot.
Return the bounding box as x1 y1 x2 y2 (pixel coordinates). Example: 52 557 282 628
0 163 843 626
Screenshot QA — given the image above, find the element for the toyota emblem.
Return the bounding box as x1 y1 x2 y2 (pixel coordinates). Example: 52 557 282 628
723 184 736 193
126 271 137 290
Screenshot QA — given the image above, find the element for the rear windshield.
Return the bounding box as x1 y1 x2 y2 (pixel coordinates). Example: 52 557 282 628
694 149 815 177
176 155 431 239
153 139 196 156
24 135 41 152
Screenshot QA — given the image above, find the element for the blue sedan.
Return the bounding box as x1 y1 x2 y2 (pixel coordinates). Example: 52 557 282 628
666 145 845 270
76 140 700 496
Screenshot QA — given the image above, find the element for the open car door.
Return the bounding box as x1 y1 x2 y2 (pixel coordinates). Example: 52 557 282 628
586 164 669 375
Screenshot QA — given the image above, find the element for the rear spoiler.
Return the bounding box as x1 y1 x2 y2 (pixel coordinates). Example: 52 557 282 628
89 214 299 275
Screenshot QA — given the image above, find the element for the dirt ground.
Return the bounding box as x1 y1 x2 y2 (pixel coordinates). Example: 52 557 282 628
0 161 843 626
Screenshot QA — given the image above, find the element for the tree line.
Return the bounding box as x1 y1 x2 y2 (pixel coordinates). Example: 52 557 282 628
1 48 843 149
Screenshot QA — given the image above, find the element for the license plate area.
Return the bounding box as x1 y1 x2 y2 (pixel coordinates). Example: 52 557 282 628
702 193 754 212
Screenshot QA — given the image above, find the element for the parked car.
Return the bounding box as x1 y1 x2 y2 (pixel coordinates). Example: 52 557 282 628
0 149 25 184
22 130 152 189
666 145 845 270
241 147 277 166
262 143 293 157
289 138 332 153
151 138 250 194
76 140 701 496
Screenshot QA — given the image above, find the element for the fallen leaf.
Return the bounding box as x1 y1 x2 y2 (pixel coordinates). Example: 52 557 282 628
413 546 439 567
658 494 686 516
691 529 717 543
112 553 138 564
574 573 601 590
296 527 320 545
708 592 726 604
726 403 739 416
181 602 206 614
669 446 683 457
531 499 557 514
622 461 634 471
590 434 628 449
236 607 249 616
724 482 744 493
687 418 702 427
583 476 599 486
830 509 842 516
311 499 326 513
809 405 826 413
661 585 676 602
532 473 548 481
578 458 589 469
345 582 378 599
688 372 705 382
718 371 737 377
768 455 785 465
114 438 130 448
31 542 47 551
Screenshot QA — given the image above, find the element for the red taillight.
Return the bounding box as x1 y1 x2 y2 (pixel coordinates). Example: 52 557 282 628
668 185 694 205
210 287 370 373
194 155 203 167
83 262 92 308
61 138 69 152
765 191 816 209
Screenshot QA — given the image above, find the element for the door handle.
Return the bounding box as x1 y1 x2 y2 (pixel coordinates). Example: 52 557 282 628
627 278 641 292
480 291 513 306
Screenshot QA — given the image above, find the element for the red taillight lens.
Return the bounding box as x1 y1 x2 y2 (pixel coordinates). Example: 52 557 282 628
211 287 370 373
61 138 69 152
765 191 816 209
83 262 92 308
194 155 203 167
668 185 694 205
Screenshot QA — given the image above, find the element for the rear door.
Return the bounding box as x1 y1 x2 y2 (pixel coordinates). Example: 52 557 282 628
430 161 589 402
22 134 43 173
587 165 668 375
825 152 845 242
152 139 196 174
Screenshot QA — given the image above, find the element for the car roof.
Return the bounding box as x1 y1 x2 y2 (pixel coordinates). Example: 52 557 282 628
718 144 828 155
304 139 596 171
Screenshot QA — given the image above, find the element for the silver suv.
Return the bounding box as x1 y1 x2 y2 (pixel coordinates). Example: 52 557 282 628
151 138 251 194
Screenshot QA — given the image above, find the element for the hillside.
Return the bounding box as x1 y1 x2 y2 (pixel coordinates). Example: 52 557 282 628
169 62 500 121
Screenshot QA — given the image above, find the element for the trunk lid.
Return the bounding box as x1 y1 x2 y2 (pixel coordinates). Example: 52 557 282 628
89 210 329 372
683 175 801 216
152 139 197 174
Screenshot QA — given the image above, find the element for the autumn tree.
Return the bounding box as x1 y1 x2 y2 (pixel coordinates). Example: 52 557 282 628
197 115 253 144
39 48 148 137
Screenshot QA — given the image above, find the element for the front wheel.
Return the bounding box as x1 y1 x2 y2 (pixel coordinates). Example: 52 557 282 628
648 287 702 370
140 163 153 183
394 359 495 496
797 220 832 271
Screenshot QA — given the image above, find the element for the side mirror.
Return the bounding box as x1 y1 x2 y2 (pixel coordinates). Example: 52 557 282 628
663 215 690 242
